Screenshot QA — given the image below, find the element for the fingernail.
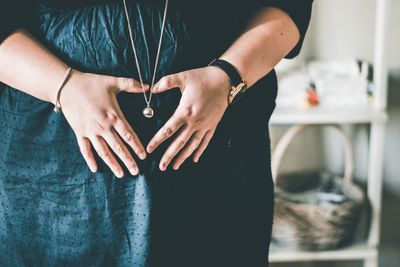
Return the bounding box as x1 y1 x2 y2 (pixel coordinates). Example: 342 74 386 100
130 167 139 176
139 152 147 160
147 146 153 153
160 162 166 171
173 164 179 170
89 165 97 173
116 170 124 178
194 158 198 163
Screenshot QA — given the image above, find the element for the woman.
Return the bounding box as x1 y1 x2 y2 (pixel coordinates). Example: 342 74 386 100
0 0 312 266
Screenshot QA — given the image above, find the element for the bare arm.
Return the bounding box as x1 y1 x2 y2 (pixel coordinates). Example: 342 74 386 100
0 30 69 104
0 30 149 178
148 6 312 170
220 7 301 87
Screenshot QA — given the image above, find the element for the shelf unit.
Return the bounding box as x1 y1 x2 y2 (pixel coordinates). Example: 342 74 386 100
270 242 378 263
268 0 391 266
270 105 387 124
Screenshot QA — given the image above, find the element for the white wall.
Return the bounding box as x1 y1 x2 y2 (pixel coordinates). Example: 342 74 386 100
304 0 400 68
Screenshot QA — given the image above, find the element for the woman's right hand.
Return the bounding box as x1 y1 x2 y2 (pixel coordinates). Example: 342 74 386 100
59 69 148 178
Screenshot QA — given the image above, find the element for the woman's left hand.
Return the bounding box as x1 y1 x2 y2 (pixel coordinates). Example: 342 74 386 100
146 66 231 171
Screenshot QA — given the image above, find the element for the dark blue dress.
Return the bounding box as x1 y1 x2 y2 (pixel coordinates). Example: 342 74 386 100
0 1 312 266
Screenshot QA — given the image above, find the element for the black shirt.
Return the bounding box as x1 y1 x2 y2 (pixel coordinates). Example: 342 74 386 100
0 4 313 265
0 0 313 138
0 0 314 144
0 0 312 58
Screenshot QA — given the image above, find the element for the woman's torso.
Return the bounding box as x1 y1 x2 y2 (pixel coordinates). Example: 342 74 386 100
3 0 278 144
0 2 277 265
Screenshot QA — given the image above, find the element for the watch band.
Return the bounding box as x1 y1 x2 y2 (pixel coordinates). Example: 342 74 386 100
208 58 243 87
209 58 248 104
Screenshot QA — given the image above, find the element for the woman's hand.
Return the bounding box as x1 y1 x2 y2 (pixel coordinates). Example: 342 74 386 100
59 70 149 178
146 66 231 171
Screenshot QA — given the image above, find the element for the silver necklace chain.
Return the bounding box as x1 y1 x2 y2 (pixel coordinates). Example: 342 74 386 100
122 0 170 116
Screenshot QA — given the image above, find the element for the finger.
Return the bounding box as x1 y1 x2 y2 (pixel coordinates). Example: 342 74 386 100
91 136 124 178
172 130 205 170
159 126 193 171
152 73 182 94
113 117 147 160
102 129 139 176
116 77 149 93
77 137 98 173
147 115 185 153
193 130 214 163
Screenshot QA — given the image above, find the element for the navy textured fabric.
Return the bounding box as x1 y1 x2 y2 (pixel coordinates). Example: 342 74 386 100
0 1 312 266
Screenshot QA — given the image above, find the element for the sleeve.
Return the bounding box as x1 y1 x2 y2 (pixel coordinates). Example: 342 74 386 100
0 1 35 43
256 0 313 59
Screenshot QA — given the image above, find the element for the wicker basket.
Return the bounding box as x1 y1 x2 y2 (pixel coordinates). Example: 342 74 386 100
271 124 365 251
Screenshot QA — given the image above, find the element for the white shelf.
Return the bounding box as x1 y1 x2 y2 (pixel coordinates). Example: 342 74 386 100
269 105 387 125
270 242 378 262
268 1 390 266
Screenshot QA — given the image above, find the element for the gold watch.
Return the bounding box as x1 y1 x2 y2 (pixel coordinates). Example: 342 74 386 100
209 59 248 104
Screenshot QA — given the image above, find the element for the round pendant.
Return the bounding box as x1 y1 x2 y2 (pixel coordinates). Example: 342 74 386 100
143 106 154 118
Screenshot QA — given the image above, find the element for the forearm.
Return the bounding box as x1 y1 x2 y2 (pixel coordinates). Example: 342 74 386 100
0 29 69 104
220 7 301 87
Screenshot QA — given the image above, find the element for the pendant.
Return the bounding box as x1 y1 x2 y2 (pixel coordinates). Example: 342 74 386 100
143 106 154 118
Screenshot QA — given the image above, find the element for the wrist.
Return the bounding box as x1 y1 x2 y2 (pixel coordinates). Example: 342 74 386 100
208 58 248 104
206 66 231 104
45 67 72 106
53 68 80 112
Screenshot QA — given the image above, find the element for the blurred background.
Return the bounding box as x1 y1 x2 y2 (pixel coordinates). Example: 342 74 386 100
268 0 399 266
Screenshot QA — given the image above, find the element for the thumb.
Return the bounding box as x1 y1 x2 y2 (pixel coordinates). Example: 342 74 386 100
116 77 149 93
152 74 182 94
